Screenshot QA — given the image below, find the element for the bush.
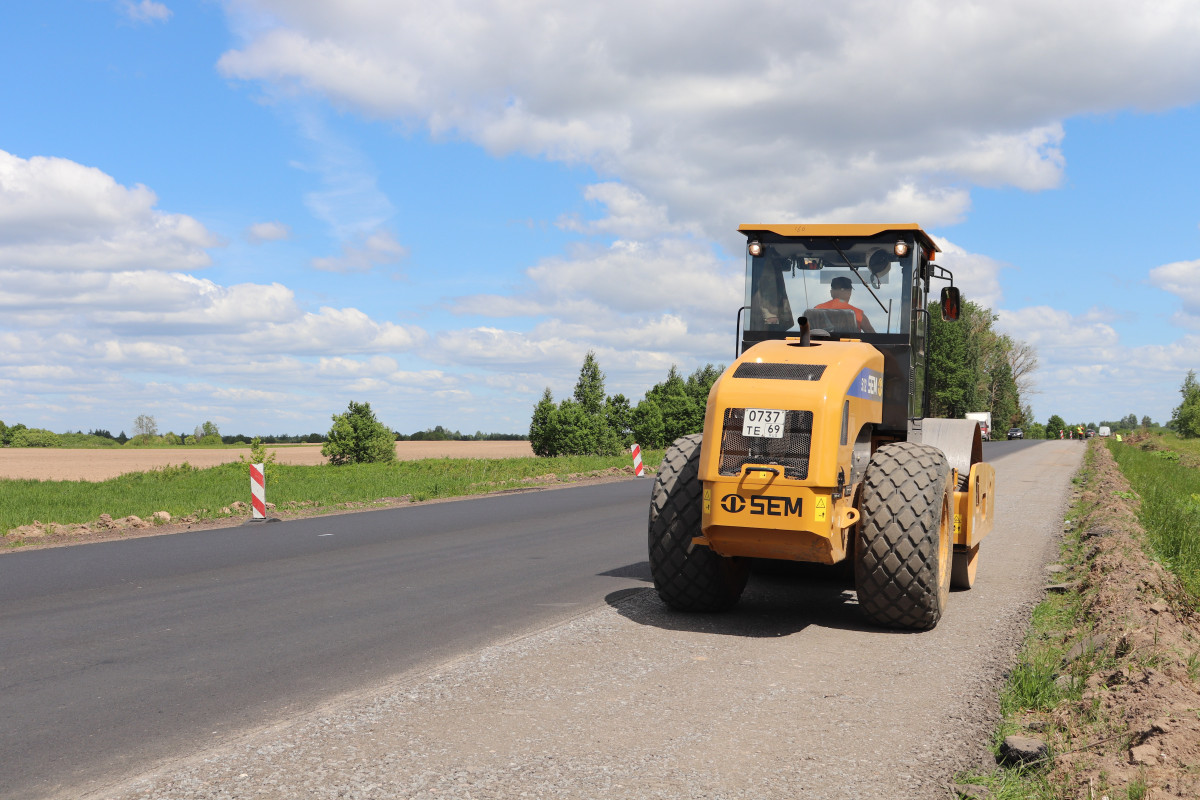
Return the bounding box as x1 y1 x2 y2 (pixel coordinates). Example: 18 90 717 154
322 401 397 465
126 434 161 447
631 398 666 450
1 422 26 446
9 427 60 447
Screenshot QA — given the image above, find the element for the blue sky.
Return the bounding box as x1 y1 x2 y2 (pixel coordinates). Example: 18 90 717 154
3 0 1200 438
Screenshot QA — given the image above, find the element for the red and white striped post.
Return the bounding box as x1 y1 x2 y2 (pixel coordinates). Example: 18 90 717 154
249 463 266 520
630 443 645 477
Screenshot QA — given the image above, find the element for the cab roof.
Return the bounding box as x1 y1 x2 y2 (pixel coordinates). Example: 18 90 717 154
737 223 940 254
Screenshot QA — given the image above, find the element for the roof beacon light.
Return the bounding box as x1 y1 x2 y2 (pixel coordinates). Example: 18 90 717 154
748 240 763 257
894 240 909 258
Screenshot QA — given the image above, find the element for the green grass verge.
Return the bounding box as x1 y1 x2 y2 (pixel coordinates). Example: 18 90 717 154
1107 439 1200 597
1 451 663 539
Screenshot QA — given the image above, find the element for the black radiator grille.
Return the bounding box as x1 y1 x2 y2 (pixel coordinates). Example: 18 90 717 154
719 408 814 479
732 362 826 381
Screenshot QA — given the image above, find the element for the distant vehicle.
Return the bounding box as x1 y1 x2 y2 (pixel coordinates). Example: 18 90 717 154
1098 426 1111 438
1087 429 1096 438
1007 427 1023 440
965 411 993 441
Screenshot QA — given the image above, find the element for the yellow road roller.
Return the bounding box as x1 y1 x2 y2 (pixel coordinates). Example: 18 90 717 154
648 224 995 630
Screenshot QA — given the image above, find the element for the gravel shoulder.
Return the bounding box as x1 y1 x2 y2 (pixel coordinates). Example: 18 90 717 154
79 442 1083 800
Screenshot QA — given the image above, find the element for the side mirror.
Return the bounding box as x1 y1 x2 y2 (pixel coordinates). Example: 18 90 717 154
940 286 961 321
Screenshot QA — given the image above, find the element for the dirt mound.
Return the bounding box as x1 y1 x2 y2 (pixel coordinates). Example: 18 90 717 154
1047 444 1200 798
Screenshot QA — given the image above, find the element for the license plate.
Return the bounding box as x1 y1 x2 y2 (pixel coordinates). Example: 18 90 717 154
742 408 785 438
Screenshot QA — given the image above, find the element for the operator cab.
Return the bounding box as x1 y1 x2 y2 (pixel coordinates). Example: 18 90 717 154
738 224 953 436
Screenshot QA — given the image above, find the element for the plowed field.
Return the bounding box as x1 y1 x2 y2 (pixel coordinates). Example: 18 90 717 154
0 441 535 482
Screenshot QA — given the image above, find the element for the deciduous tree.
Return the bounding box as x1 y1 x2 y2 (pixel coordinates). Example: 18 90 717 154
133 414 157 438
1170 371 1200 438
322 401 397 465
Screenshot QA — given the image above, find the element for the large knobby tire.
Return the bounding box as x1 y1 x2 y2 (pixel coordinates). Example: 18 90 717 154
854 442 954 630
648 433 748 611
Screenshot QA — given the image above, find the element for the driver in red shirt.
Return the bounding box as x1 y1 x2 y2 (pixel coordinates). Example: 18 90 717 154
815 276 876 333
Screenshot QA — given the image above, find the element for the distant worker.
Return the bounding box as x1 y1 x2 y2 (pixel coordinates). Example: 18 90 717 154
815 276 876 333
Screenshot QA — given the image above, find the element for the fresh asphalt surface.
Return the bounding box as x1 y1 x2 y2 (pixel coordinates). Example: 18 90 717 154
0 479 655 799
2 439 1050 799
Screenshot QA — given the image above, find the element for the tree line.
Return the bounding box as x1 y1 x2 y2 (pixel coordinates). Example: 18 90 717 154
0 415 525 449
529 352 721 457
926 298 1037 429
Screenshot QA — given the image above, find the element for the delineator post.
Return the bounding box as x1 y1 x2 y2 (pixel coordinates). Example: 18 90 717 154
250 463 266 520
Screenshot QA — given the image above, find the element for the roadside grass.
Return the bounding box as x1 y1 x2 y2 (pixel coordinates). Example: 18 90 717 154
1107 439 1200 598
1 451 662 539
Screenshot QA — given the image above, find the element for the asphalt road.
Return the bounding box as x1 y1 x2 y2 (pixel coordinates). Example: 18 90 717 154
3 438 1077 799
93 438 1083 800
0 479 654 799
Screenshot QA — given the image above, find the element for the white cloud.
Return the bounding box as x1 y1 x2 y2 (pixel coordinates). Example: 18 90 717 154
997 306 1120 355
432 327 577 368
932 237 1009 309
0 270 297 330
246 221 291 243
557 182 701 240
121 1 171 24
254 307 426 354
0 145 430 434
311 227 407 273
439 234 740 387
99 340 190 367
218 1 1200 236
491 237 739 319
206 0 1200 428
0 150 218 271
1148 259 1200 327
994 305 1200 423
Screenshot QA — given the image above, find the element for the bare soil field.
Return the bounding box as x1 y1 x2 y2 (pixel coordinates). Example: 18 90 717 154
0 441 535 482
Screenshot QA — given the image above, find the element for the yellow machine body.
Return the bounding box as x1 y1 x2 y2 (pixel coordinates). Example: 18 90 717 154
649 221 996 625
697 337 884 565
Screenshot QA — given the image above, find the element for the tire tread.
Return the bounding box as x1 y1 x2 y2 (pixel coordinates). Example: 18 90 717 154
648 434 747 611
855 442 951 630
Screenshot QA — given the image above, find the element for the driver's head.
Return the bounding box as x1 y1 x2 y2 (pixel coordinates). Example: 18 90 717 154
831 276 853 299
